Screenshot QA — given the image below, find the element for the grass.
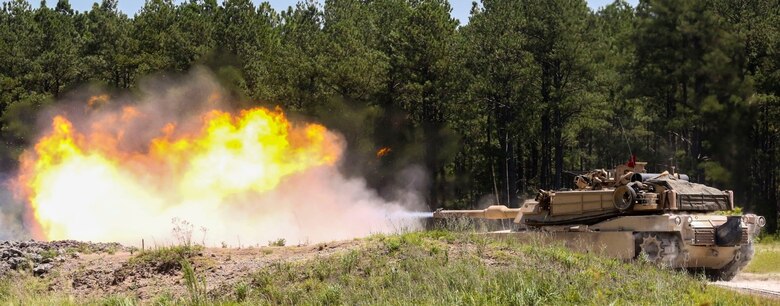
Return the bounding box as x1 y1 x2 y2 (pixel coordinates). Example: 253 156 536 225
39 249 58 261
0 273 136 305
744 241 780 274
224 231 770 305
181 259 207 305
128 244 204 274
0 230 775 305
268 238 286 247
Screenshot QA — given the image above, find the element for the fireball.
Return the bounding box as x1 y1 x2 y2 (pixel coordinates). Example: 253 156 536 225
16 105 342 242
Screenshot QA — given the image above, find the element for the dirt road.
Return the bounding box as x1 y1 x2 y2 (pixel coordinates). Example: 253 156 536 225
712 273 780 300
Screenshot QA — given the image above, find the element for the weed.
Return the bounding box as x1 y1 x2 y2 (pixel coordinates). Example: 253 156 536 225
268 238 286 247
101 296 137 306
234 282 249 302
106 245 118 255
318 285 342 305
129 245 203 274
40 249 58 261
151 292 175 305
77 242 93 254
474 235 488 257
340 250 359 273
429 244 441 256
383 236 402 252
181 259 207 305
200 226 208 246
171 218 194 247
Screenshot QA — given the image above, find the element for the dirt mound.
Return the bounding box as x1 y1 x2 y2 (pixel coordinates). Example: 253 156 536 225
15 240 363 301
0 233 775 304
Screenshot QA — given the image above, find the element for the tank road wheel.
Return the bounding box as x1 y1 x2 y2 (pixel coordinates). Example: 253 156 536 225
636 233 682 267
614 184 637 211
639 235 663 262
706 243 755 281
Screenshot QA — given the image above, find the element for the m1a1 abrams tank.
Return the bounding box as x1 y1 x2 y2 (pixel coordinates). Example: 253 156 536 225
432 161 767 281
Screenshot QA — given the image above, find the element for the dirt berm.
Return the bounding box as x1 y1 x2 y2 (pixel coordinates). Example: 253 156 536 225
0 232 774 305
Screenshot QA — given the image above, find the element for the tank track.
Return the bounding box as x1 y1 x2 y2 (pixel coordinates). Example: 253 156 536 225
705 243 754 281
634 232 755 281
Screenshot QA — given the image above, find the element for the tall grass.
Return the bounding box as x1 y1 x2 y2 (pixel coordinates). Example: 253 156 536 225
230 231 771 305
181 259 208 305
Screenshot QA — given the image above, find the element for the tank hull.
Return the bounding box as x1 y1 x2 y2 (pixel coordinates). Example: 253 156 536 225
432 212 763 280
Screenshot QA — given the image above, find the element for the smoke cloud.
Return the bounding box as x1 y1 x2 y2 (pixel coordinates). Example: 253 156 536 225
7 68 425 246
0 176 29 240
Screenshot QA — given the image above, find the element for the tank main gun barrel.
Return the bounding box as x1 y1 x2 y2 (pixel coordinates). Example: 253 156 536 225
433 205 520 220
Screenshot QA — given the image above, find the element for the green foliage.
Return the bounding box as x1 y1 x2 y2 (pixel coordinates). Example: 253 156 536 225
713 206 743 216
233 231 769 305
181 259 208 305
381 236 402 252
0 0 777 232
39 249 58 261
757 232 780 244
744 243 780 273
129 245 203 274
233 282 250 302
0 272 139 305
268 238 286 247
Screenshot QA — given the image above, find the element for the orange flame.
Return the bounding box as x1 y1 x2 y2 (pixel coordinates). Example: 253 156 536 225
86 94 110 108
376 147 392 158
16 107 341 242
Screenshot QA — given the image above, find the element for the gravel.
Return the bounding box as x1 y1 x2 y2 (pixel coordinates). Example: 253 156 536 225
0 240 127 277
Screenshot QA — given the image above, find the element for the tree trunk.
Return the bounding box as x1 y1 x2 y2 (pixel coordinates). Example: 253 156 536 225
540 111 551 190
496 103 518 207
554 107 563 190
530 143 538 186
540 63 552 190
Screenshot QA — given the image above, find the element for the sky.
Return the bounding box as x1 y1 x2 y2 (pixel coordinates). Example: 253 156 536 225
29 0 638 25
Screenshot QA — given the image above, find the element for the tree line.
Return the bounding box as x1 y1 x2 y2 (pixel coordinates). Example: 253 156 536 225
0 0 777 232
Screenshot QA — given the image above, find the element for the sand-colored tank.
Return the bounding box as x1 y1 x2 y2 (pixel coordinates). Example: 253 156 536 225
432 162 766 281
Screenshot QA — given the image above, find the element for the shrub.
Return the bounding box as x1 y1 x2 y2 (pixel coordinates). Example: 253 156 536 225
268 238 286 247
129 245 203 274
